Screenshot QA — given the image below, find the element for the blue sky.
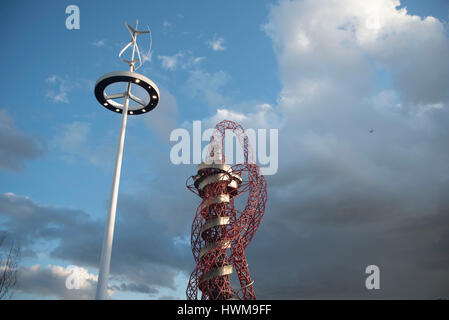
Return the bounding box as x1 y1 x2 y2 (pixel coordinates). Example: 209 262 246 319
1 0 449 299
0 0 280 212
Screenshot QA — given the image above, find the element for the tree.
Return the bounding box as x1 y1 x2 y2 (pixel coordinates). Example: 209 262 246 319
0 233 20 299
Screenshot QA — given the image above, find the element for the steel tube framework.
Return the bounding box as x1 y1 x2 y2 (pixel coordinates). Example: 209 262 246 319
186 120 267 300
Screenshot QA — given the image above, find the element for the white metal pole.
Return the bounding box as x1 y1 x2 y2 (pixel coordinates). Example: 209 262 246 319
95 84 130 300
95 22 138 300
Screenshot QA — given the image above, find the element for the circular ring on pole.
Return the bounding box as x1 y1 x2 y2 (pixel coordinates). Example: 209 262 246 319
94 71 160 115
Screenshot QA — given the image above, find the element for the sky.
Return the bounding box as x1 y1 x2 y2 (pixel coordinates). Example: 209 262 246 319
0 0 449 299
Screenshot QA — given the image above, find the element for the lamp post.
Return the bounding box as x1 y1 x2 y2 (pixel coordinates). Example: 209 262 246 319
93 21 160 300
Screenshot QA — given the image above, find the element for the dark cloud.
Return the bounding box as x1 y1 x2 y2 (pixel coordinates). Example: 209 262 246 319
247 190 449 299
0 110 44 171
15 265 97 300
15 264 160 299
51 192 193 289
191 0 449 299
237 0 449 299
0 191 191 297
118 282 158 295
4 0 449 300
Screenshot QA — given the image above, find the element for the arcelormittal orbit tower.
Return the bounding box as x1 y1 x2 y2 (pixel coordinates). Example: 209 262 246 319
186 120 267 300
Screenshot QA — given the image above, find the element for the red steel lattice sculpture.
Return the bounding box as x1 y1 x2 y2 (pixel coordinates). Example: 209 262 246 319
186 120 267 300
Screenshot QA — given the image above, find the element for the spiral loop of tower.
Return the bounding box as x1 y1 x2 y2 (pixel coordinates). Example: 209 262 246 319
186 120 267 300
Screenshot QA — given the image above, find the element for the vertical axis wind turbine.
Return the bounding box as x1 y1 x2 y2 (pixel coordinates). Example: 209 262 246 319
93 21 160 300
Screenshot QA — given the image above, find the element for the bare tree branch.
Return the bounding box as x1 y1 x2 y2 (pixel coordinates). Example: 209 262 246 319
0 232 20 299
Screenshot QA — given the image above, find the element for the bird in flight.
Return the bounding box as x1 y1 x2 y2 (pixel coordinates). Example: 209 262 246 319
369 129 375 133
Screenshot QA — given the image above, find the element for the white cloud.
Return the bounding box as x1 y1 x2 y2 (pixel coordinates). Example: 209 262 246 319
16 264 101 300
206 109 247 125
263 0 449 112
182 56 205 69
162 21 172 31
142 50 152 64
207 34 226 51
45 91 69 104
92 39 106 47
45 75 76 104
46 75 57 84
15 264 151 299
158 53 183 70
203 103 282 131
158 51 204 71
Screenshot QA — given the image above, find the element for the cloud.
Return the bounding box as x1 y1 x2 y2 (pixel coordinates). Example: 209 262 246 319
16 264 98 299
182 56 205 69
203 103 282 130
0 109 44 171
142 0 449 299
263 0 449 113
207 34 226 51
92 39 106 47
158 53 183 70
185 70 231 107
117 282 158 295
158 52 204 71
45 75 77 104
46 75 57 84
142 50 152 64
5 0 449 300
0 192 100 253
15 264 159 299
234 0 449 298
162 21 172 32
45 91 68 104
0 192 191 298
